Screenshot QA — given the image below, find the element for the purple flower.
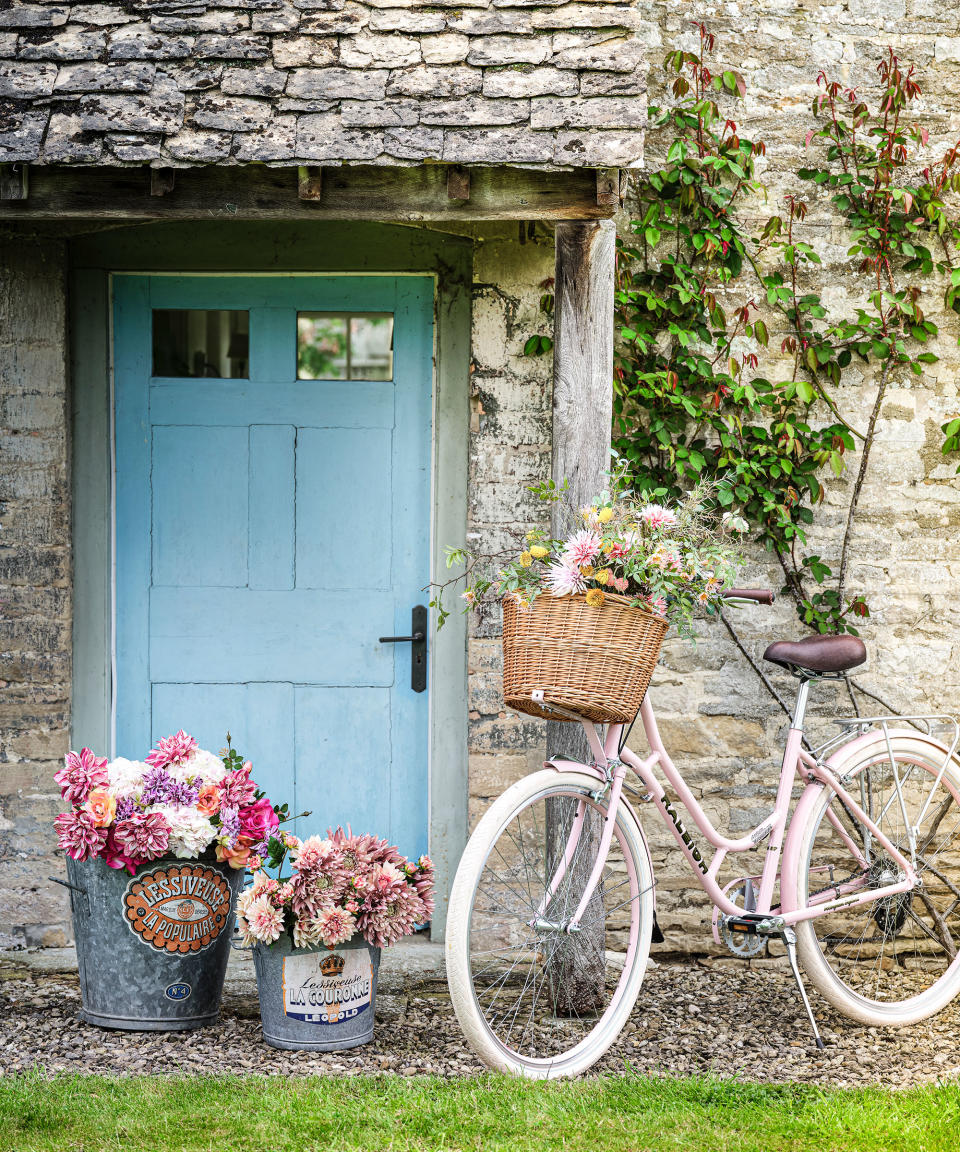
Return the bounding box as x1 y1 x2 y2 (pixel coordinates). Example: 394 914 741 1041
218 805 241 841
140 766 173 806
114 796 136 822
167 779 200 806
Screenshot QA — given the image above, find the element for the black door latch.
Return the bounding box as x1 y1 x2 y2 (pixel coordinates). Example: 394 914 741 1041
378 605 428 693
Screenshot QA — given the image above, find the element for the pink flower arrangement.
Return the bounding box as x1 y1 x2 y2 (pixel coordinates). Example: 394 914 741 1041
53 735 281 875
237 827 435 952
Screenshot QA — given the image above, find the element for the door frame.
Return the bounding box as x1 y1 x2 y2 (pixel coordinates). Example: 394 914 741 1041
69 221 472 936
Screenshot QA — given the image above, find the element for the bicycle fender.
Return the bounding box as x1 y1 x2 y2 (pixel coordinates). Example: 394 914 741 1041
543 758 608 784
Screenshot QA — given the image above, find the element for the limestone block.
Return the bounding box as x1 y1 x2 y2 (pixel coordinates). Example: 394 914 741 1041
530 4 644 29
287 66 387 99
0 108 48 161
232 115 297 159
935 37 960 63
448 11 534 35
443 125 555 163
17 29 106 61
554 127 644 166
78 76 186 134
368 9 445 34
386 64 481 97
221 66 288 96
54 62 156 94
0 60 57 98
193 94 273 131
549 33 644 70
300 7 369 34
482 64 578 97
340 31 421 68
420 33 470 64
107 25 193 61
194 34 271 59
252 9 300 32
161 62 223 91
420 96 530 126
271 35 338 68
0 6 68 29
382 125 443 158
40 112 104 162
341 98 419 126
70 6 139 26
530 95 646 128
295 113 383 159
466 34 550 67
162 126 234 161
151 13 250 34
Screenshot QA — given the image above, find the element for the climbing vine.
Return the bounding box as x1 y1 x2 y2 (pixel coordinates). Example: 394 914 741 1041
606 28 960 641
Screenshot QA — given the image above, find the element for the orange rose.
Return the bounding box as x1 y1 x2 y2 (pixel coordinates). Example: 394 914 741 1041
83 789 116 828
196 784 221 818
216 836 255 870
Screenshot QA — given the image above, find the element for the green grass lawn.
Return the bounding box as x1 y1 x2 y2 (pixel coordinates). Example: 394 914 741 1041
0 1072 956 1152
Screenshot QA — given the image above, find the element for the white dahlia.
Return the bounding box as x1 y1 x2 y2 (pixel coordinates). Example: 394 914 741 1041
106 757 148 798
147 804 216 858
171 747 228 785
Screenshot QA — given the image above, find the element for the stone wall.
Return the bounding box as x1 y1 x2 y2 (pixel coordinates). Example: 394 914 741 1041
628 0 960 955
0 233 72 948
0 0 650 168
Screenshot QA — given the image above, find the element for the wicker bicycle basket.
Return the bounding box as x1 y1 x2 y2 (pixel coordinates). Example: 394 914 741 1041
501 592 669 724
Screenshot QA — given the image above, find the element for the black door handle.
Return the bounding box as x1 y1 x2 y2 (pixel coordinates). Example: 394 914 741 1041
378 606 427 692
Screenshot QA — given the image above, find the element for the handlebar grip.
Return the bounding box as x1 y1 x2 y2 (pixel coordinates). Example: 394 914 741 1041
723 588 775 604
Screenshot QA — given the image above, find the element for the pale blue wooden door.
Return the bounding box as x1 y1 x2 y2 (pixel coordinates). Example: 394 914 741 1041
114 275 433 857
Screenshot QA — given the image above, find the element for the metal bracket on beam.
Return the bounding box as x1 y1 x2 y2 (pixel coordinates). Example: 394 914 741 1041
447 165 470 201
595 168 621 209
150 168 175 197
0 163 28 201
298 166 323 201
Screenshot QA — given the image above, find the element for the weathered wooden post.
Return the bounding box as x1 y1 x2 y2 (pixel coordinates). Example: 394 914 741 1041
546 219 616 1013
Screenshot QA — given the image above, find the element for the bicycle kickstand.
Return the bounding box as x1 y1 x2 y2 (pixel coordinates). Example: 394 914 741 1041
781 927 825 1051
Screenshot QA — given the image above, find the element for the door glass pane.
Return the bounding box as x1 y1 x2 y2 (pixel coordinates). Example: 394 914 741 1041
153 309 249 378
297 312 393 380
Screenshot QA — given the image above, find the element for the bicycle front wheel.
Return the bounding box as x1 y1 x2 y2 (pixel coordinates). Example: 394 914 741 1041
793 733 960 1025
446 769 654 1078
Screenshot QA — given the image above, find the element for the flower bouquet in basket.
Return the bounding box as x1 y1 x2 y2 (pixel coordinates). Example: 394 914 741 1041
51 731 289 1032
236 829 435 1052
435 474 745 723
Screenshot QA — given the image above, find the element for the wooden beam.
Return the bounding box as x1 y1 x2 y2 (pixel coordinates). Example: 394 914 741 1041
149 168 175 197
595 168 620 209
0 163 28 201
0 164 617 222
297 165 323 201
447 166 470 202
545 220 617 1007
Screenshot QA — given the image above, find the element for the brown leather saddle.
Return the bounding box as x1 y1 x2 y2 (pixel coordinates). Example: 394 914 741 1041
763 633 866 675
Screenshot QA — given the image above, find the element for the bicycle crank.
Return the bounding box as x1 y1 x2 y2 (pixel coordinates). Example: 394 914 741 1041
712 877 766 958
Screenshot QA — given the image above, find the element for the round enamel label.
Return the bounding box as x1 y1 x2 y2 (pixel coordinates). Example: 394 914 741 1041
123 864 231 954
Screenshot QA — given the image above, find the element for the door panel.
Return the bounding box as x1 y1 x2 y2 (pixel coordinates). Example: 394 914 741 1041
115 274 433 857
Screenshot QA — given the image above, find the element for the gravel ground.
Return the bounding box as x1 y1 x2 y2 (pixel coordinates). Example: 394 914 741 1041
1 950 959 1086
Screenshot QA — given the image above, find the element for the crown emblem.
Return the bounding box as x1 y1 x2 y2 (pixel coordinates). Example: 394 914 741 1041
320 952 346 977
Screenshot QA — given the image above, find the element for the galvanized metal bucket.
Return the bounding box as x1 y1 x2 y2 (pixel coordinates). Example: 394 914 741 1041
253 933 381 1051
65 853 244 1031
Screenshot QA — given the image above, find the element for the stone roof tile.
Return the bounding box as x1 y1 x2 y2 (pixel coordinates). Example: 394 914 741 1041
0 0 647 169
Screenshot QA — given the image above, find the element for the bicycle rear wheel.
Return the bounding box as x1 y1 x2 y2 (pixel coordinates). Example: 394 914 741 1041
793 734 960 1025
446 769 654 1078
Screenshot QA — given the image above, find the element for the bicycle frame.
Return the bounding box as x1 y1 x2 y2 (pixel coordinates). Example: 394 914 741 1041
539 683 919 934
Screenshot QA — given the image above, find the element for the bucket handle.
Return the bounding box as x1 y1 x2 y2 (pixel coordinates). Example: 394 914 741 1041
48 875 89 918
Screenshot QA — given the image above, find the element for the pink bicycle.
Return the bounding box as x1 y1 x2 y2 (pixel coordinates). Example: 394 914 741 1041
446 590 960 1077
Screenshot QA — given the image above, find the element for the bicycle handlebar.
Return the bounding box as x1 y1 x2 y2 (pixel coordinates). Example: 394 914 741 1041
722 588 775 605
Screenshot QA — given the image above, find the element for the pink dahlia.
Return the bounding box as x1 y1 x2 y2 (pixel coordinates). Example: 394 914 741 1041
546 560 586 598
359 887 423 949
113 812 170 862
640 504 679 531
245 895 284 944
221 761 257 809
330 827 396 872
145 730 198 770
562 530 602 567
55 748 108 806
54 809 107 861
315 906 357 948
102 829 137 875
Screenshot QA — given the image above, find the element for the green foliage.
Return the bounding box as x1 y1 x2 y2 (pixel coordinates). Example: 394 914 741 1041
612 29 960 634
